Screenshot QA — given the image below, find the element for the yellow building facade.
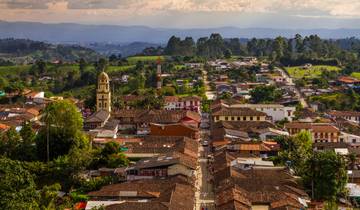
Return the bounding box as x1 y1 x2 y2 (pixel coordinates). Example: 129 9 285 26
96 72 111 112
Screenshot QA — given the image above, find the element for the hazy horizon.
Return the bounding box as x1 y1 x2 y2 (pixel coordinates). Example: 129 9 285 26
2 19 360 30
1 0 360 29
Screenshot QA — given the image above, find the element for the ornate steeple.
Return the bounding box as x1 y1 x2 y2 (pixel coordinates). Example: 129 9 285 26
96 71 111 112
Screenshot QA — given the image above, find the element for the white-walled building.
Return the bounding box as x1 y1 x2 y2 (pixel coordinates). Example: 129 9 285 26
164 96 202 112
25 91 45 104
229 104 296 122
327 110 360 124
339 132 360 145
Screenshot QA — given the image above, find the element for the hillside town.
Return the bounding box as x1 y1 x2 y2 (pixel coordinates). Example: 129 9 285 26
1 47 360 210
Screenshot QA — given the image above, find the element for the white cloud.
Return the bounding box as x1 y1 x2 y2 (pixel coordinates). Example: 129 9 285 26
2 0 360 18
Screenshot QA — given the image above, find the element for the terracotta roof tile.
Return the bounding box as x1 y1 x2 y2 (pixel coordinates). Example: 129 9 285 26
212 106 266 117
328 110 360 117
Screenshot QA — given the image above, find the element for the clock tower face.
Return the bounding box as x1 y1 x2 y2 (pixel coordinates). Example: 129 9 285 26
96 72 111 112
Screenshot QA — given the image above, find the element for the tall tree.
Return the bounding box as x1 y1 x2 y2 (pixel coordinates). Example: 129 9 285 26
164 36 181 55
36 100 89 161
196 37 210 58
302 151 347 201
276 131 313 174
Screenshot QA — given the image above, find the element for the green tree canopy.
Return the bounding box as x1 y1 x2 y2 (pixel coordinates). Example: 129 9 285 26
302 151 347 201
250 85 282 103
0 158 39 210
36 100 89 161
276 131 313 174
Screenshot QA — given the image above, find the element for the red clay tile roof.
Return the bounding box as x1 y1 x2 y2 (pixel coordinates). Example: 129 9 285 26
26 108 40 116
90 175 195 210
328 110 360 117
106 202 168 210
179 96 202 102
88 175 190 198
123 136 198 157
285 122 339 133
212 106 266 117
164 96 179 103
338 76 360 84
214 167 308 210
0 123 10 131
212 121 276 132
136 110 200 124
131 152 197 170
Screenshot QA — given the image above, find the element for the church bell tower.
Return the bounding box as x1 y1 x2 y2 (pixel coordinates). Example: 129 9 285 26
96 71 111 112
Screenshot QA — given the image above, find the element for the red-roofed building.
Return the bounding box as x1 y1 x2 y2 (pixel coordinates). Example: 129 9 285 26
164 96 202 112
150 123 200 140
285 122 340 143
338 76 360 87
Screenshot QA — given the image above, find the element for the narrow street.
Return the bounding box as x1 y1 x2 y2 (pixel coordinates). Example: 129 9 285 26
195 114 215 210
278 67 309 108
202 69 216 100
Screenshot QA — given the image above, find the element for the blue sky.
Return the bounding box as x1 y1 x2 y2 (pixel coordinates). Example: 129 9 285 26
1 0 360 28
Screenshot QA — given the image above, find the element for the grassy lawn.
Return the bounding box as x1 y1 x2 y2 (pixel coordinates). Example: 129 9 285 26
107 65 135 73
0 65 32 77
175 65 185 70
351 72 360 80
126 56 165 64
285 65 341 79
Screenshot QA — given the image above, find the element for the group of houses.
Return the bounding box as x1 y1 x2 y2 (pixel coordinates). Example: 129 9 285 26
81 72 201 210
207 59 298 103
207 99 311 209
206 96 360 209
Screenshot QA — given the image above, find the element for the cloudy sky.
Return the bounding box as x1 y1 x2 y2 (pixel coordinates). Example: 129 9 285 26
1 0 360 28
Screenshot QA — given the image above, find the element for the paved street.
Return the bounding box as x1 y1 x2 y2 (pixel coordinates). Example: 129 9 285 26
195 128 215 210
278 67 309 108
202 69 216 100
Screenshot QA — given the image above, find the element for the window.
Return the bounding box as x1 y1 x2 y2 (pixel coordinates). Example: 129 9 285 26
243 117 246 121
216 116 219 121
257 117 260 121
237 117 240 121
340 138 344 142
225 117 229 121
353 139 357 143
250 117 253 121
231 117 235 121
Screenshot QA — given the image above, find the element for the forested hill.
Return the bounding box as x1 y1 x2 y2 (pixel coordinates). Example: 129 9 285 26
0 38 100 64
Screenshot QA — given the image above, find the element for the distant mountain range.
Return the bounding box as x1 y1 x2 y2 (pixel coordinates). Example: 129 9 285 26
1 21 360 44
